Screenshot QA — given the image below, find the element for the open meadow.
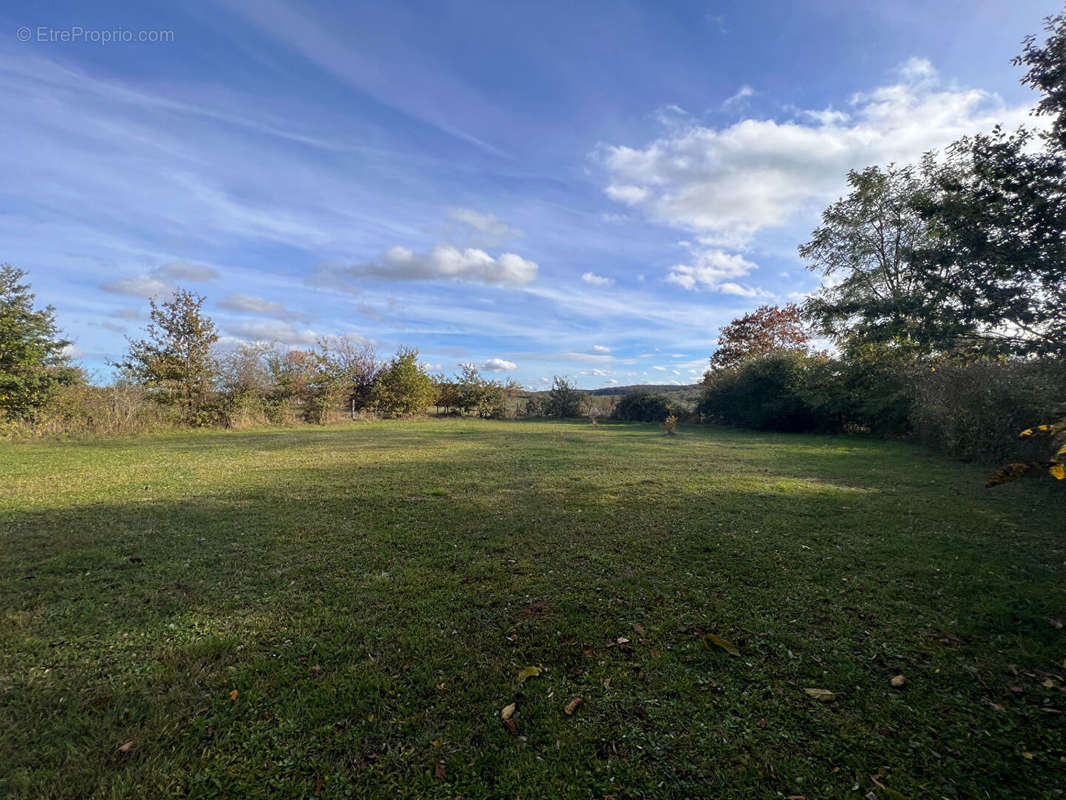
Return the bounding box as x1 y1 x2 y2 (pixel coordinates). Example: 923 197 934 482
1 419 1064 798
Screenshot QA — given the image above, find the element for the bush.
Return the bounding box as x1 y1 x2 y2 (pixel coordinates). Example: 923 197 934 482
698 351 819 432
543 377 583 418
371 347 434 417
796 344 913 436
909 359 1066 462
613 391 674 423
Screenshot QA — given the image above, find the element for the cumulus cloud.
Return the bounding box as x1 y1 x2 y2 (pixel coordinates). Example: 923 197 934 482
316 245 538 288
581 272 614 287
665 248 762 293
591 344 611 353
100 261 219 297
481 357 517 371
218 293 305 321
230 319 319 346
599 60 1033 245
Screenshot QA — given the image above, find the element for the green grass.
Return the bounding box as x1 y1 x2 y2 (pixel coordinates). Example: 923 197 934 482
1 419 1064 799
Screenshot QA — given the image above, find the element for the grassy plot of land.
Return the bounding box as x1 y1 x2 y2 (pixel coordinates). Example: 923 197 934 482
1 419 1064 799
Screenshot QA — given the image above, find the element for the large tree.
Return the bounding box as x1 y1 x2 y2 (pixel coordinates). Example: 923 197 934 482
116 289 219 422
0 265 77 421
911 128 1066 357
707 303 810 371
370 347 434 417
799 161 955 353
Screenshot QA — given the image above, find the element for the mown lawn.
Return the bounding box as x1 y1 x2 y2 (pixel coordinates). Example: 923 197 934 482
1 419 1064 799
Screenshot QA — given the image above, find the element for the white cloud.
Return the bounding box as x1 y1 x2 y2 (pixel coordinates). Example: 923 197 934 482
591 344 611 353
100 275 171 298
100 262 218 297
581 272 614 287
321 244 537 287
447 208 522 245
218 293 305 321
718 282 773 298
722 84 755 109
231 319 319 346
665 248 760 292
481 357 517 371
599 60 1033 245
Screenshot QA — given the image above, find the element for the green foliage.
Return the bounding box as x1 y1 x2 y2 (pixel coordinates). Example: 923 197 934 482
698 351 818 432
911 127 1066 358
542 376 583 418
910 359 1066 463
265 348 339 425
796 342 913 436
371 347 434 417
0 265 78 421
449 364 508 418
116 289 220 424
613 391 674 423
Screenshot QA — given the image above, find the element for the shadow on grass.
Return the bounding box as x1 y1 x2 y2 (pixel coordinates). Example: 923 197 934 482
2 422 1065 799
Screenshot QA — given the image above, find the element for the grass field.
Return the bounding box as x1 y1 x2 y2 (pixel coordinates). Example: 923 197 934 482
2 419 1064 799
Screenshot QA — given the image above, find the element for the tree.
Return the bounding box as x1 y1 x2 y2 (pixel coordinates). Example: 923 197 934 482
116 289 219 423
613 391 673 422
265 347 339 424
320 336 380 417
543 376 582 418
708 303 810 371
0 265 77 421
371 347 434 417
1014 8 1066 149
800 162 951 353
911 128 1066 357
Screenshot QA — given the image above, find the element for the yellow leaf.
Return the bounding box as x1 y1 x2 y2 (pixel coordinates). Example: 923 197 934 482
229 689 238 700
500 703 516 721
890 674 906 688
704 633 740 656
517 665 543 683
1050 463 1065 481
803 688 836 702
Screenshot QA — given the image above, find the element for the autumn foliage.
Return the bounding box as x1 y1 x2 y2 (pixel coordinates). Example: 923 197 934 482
708 303 810 372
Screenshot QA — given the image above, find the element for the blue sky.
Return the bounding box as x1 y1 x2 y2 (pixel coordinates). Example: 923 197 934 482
1 0 1056 387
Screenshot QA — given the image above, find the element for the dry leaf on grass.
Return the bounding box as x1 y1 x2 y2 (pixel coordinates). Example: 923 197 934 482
564 697 584 715
704 633 740 656
229 689 238 700
501 702 516 720
517 665 543 683
434 762 447 779
890 674 906 688
803 688 836 702
116 741 134 753
632 624 646 636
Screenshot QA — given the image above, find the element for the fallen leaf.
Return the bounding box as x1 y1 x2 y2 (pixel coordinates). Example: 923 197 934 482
1022 752 1034 760
890 674 906 688
517 665 543 683
313 778 324 796
615 636 630 646
603 678 611 689
501 702 516 721
229 689 238 700
116 741 134 753
432 739 441 747
564 697 584 715
434 762 446 779
704 633 740 656
502 717 517 733
803 688 836 702
632 624 646 636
